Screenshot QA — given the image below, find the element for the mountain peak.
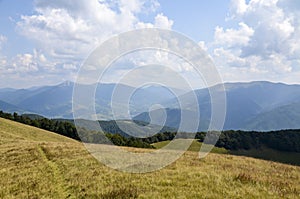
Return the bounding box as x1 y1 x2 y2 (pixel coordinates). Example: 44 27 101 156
58 81 74 87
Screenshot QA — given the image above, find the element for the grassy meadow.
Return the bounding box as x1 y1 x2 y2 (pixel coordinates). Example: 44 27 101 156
152 139 228 154
1 118 300 198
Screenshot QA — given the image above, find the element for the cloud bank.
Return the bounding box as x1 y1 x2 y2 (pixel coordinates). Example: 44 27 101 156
1 0 300 88
212 0 300 83
0 0 173 88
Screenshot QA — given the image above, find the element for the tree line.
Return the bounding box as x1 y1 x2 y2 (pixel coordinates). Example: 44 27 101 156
1 111 300 152
0 111 153 148
214 130 300 152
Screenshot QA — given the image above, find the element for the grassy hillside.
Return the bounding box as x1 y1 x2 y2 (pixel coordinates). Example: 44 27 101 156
152 139 228 154
0 118 76 144
1 118 300 198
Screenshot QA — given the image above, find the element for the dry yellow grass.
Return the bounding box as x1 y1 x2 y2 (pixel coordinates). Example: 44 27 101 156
0 118 299 198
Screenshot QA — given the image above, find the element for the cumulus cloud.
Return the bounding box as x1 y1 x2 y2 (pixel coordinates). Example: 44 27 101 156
17 0 173 61
2 0 175 88
136 13 174 29
0 47 80 86
214 22 254 47
1 49 51 74
0 48 79 88
154 13 174 29
100 51 199 90
13 53 38 72
212 0 300 83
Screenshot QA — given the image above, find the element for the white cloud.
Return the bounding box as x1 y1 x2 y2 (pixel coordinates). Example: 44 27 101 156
154 13 174 29
214 22 254 47
62 63 77 70
18 4 117 60
229 0 247 16
212 0 300 84
135 13 174 29
4 0 175 88
0 48 79 76
14 54 37 72
3 50 49 74
0 48 80 88
115 49 192 73
214 47 248 68
119 0 143 13
198 41 208 51
17 0 172 61
228 0 298 58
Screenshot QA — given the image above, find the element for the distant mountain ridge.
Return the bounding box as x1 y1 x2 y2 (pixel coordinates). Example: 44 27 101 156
135 81 300 131
0 100 25 113
0 81 184 119
1 81 300 131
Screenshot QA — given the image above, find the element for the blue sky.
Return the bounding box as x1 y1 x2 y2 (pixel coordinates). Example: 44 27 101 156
0 0 300 88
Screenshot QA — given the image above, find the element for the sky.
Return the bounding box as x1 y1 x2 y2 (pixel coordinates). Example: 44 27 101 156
0 0 300 88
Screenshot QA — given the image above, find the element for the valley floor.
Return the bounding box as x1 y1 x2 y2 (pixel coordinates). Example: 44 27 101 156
1 118 300 198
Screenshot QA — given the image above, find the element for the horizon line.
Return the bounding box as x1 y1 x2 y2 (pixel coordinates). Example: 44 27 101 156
1 80 300 90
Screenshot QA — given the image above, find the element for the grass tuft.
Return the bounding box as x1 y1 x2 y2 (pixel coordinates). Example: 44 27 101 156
100 186 139 199
234 173 255 184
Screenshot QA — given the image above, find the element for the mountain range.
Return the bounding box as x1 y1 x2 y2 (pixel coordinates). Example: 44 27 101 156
135 81 300 131
0 81 300 131
0 81 182 119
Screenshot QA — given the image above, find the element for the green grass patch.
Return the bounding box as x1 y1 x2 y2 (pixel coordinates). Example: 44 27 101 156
0 118 76 143
152 139 228 154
